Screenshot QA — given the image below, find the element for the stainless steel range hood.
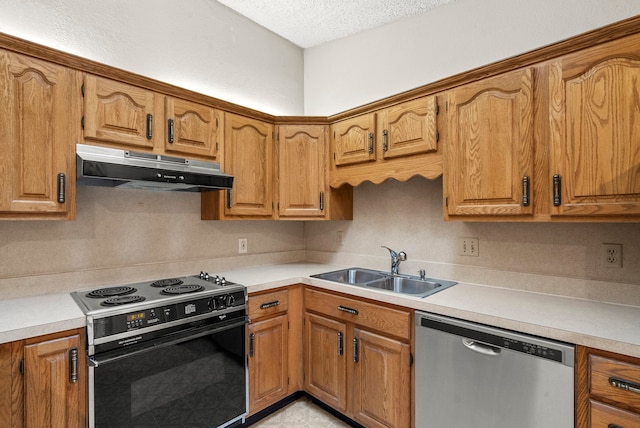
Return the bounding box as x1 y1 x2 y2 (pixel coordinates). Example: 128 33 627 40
76 144 233 192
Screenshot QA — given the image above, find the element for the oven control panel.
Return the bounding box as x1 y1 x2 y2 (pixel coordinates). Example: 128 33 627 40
92 290 245 339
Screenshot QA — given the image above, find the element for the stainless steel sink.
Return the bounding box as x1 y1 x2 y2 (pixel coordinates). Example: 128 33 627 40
311 267 457 298
311 268 387 285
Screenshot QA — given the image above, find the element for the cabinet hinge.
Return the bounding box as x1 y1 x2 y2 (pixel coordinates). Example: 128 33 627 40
81 116 85 129
445 197 449 207
333 152 336 161
436 130 440 143
410 353 414 367
81 83 85 97
287 377 290 385
20 358 24 375
215 142 219 152
288 321 290 329
435 103 440 115
216 117 219 128
446 100 449 112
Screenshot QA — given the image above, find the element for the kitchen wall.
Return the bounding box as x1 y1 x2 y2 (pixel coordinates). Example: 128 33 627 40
305 178 640 304
0 0 304 115
304 0 640 115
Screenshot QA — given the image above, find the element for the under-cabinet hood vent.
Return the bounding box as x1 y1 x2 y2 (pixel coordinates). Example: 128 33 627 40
76 144 233 192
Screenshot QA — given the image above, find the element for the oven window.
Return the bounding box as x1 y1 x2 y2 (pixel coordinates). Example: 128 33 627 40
93 325 246 427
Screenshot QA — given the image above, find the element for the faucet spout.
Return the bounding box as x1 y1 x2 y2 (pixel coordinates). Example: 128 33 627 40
381 246 407 275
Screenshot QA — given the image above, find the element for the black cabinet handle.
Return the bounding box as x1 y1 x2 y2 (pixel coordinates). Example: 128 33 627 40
368 132 374 154
608 424 623 428
522 176 530 206
553 174 562 206
168 119 175 144
57 173 66 204
338 305 359 315
382 129 389 151
338 332 344 356
69 347 78 384
353 338 359 363
319 191 325 211
146 114 153 139
609 377 640 394
259 300 280 310
249 333 255 357
226 189 232 209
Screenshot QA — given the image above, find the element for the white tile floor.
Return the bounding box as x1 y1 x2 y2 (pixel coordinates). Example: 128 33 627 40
250 396 353 428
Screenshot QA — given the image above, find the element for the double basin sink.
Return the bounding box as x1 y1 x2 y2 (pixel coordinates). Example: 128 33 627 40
311 267 457 298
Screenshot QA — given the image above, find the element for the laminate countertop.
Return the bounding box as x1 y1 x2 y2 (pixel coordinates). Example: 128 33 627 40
1 262 639 359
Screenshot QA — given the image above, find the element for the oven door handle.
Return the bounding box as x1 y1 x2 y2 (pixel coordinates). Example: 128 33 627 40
89 316 248 367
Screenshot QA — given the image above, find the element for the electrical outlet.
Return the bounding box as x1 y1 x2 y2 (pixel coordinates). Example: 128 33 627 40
336 231 344 246
460 238 479 257
238 238 248 254
602 243 622 268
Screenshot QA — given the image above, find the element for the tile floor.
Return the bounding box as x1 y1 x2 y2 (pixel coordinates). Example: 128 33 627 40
250 396 353 428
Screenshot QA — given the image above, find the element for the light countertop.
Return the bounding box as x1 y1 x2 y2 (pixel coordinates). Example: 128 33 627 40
2 262 639 359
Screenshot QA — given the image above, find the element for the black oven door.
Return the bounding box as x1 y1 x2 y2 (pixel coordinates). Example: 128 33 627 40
88 319 247 428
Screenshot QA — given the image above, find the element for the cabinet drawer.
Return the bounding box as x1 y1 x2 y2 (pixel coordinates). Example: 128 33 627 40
248 290 288 320
305 288 410 340
591 355 640 411
591 400 640 427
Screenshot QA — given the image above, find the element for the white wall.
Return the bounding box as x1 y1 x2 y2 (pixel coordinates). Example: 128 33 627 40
0 0 304 115
304 0 640 115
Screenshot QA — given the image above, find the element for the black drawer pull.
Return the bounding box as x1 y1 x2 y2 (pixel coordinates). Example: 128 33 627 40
608 424 623 428
338 305 359 315
609 377 640 394
260 300 280 310
553 174 562 206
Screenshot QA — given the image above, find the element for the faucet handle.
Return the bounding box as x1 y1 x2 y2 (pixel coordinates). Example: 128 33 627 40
398 251 407 261
418 269 426 280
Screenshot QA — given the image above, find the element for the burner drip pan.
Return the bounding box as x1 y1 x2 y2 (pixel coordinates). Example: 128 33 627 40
150 278 184 288
101 295 146 306
87 286 136 299
161 284 205 295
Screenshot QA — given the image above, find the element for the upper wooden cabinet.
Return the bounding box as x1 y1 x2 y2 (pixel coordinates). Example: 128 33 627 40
164 97 220 159
330 95 442 187
83 75 221 160
0 50 80 220
444 67 536 217
549 32 640 217
276 124 327 218
202 113 273 219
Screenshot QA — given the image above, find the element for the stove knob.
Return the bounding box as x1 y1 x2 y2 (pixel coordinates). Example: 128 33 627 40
204 272 210 281
199 271 205 279
225 294 235 307
220 277 227 286
207 297 217 311
214 275 222 285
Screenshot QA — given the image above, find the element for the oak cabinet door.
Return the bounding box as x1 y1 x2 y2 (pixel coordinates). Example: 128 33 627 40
332 113 377 166
24 334 82 428
549 33 640 216
351 329 411 428
165 97 220 159
277 124 326 218
0 51 79 218
304 312 347 412
380 96 438 160
248 314 289 414
445 67 535 216
83 75 158 149
223 113 273 217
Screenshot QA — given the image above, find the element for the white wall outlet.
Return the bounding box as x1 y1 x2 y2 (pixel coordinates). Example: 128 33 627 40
238 238 248 254
336 230 344 246
460 238 479 257
602 243 622 268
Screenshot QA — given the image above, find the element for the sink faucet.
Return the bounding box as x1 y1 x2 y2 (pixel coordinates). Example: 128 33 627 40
381 246 407 275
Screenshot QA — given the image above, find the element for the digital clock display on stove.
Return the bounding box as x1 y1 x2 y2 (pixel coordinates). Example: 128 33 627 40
127 312 146 322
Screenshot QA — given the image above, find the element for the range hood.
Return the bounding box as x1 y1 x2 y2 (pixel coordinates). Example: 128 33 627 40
76 144 233 192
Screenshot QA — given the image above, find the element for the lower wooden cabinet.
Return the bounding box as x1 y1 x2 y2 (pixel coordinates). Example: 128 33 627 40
247 286 303 415
577 346 640 427
304 287 413 428
0 328 86 428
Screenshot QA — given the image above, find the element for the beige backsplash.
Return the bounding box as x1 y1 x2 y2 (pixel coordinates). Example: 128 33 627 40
1 177 638 304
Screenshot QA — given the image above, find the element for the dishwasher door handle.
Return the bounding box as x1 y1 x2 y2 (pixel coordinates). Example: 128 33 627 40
462 338 501 356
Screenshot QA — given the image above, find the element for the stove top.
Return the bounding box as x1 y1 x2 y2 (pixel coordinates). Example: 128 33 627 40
71 272 243 315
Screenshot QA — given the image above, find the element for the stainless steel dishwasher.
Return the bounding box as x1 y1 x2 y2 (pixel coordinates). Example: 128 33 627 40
415 312 575 428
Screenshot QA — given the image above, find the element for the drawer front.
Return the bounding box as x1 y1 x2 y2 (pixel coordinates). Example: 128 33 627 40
248 290 288 320
591 355 640 411
591 400 640 427
305 288 411 340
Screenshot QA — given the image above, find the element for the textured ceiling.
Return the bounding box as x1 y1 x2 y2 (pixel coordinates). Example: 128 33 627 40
216 0 457 48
